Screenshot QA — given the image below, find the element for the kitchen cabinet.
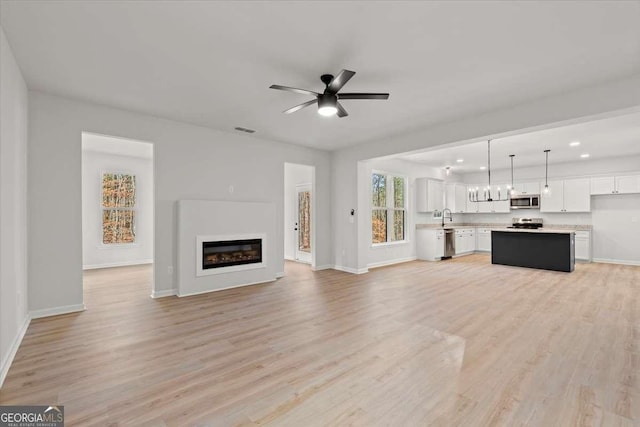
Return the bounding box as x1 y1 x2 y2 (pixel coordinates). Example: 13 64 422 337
445 183 468 214
513 181 540 195
574 230 591 261
591 175 640 195
416 229 444 261
476 228 492 252
616 175 640 194
540 178 590 212
455 228 475 254
416 178 444 212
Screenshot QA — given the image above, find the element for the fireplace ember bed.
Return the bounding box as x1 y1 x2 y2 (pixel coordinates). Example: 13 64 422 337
202 238 263 270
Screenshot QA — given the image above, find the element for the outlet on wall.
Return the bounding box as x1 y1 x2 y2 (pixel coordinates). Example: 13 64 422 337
167 266 173 275
632 216 638 223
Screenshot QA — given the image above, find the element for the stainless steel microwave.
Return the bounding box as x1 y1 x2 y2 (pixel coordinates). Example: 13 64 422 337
510 195 540 209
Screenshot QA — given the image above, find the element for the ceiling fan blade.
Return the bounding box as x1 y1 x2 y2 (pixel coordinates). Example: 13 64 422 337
283 99 317 114
338 93 390 100
336 102 348 118
327 69 356 93
270 85 319 97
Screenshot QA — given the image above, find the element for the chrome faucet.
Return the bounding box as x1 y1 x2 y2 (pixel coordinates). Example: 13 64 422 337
442 208 453 227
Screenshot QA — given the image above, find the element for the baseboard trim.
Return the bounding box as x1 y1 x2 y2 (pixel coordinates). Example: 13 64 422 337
368 256 417 269
83 259 153 270
593 258 640 266
29 304 86 319
177 278 277 297
312 264 333 271
150 289 177 298
0 314 31 389
284 255 295 261
333 265 369 275
276 271 285 278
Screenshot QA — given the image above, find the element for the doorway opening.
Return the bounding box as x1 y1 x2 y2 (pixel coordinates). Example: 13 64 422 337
81 132 155 305
284 163 315 267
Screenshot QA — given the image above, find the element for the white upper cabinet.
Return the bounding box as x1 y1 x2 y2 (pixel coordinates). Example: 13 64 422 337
615 175 640 194
455 184 468 213
416 178 444 212
465 185 479 213
563 178 591 212
513 181 540 195
445 183 469 214
540 180 564 212
541 178 590 212
590 176 615 195
590 175 640 195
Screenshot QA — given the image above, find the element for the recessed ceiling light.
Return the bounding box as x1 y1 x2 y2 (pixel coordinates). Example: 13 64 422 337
456 159 464 163
570 141 581 147
480 166 486 170
580 153 590 158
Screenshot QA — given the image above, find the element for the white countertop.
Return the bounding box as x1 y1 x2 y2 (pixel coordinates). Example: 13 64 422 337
417 226 576 234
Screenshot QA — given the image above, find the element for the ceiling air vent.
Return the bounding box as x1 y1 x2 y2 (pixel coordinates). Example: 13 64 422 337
234 126 255 134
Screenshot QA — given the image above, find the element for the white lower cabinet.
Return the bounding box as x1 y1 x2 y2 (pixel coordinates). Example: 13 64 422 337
416 229 445 261
476 228 491 252
455 228 475 255
574 230 591 261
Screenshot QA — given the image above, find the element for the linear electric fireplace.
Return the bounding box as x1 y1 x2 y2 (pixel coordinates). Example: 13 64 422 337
196 234 266 276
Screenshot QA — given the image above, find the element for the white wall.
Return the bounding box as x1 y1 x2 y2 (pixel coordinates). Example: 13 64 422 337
28 91 332 313
591 194 640 264
81 149 153 269
283 163 313 261
0 26 29 386
333 75 640 272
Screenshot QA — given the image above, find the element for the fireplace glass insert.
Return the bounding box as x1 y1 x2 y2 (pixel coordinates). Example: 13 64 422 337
202 238 262 270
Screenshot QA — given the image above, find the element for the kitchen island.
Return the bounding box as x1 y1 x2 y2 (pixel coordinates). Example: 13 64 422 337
491 228 575 272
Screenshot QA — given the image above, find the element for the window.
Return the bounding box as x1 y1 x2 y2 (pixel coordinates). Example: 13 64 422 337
372 172 406 244
102 173 136 244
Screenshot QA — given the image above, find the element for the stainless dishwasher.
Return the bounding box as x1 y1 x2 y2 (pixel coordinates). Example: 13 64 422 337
443 229 455 259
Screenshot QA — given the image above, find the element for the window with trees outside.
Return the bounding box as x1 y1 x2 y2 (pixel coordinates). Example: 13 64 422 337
372 172 406 244
102 173 136 244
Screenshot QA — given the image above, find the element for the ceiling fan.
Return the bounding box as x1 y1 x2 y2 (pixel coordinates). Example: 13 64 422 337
269 69 389 118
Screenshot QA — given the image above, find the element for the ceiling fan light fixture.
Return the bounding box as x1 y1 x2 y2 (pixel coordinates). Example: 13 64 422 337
317 94 337 117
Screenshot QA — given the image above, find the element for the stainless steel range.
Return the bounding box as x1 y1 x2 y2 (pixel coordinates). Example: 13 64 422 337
507 217 543 229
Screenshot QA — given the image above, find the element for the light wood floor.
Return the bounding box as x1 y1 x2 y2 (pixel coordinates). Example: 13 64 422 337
1 255 638 426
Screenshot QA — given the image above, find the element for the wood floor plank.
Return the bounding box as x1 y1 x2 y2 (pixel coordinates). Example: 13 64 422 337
0 255 638 426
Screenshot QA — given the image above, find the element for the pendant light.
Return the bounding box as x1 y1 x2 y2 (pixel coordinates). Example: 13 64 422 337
508 154 517 196
468 140 509 203
543 149 551 196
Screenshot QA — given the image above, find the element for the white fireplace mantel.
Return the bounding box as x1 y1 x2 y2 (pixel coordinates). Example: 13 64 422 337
177 200 276 296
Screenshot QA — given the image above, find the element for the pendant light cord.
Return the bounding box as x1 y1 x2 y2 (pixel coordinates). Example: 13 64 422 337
487 140 491 189
509 154 515 190
544 149 550 187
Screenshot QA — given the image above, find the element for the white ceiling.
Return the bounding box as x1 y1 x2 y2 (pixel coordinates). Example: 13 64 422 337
2 1 639 151
82 133 153 159
398 112 640 172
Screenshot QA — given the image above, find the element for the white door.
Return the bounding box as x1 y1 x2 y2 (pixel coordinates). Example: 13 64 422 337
295 184 312 263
